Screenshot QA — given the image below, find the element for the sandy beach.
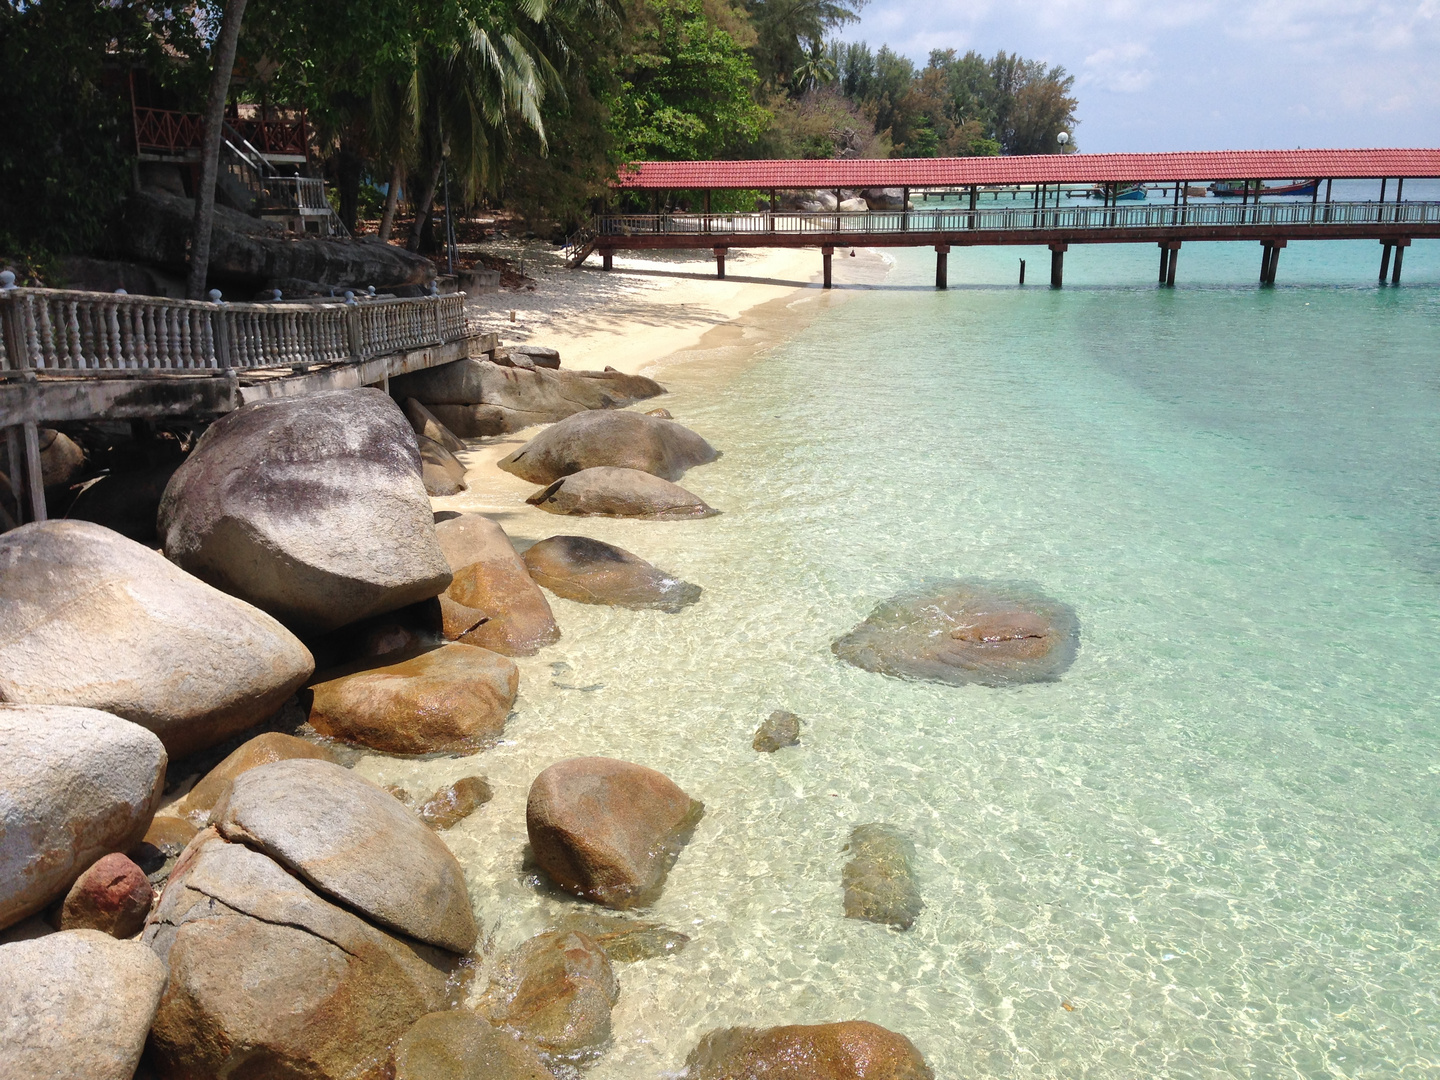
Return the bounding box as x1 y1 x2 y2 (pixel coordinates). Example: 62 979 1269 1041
443 244 891 519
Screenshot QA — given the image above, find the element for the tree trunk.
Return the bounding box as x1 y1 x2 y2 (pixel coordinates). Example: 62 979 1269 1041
335 133 363 235
405 158 443 253
187 0 249 299
377 161 403 242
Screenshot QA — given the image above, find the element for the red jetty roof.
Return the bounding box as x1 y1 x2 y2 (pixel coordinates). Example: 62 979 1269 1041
616 149 1440 189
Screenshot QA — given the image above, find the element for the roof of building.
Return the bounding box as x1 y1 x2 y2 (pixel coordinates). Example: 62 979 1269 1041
616 150 1440 189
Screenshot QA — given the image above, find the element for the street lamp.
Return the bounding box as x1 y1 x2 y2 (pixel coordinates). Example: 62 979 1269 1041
1057 132 1070 149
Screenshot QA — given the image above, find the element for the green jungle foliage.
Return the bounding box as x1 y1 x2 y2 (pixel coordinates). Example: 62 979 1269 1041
1 0 1079 258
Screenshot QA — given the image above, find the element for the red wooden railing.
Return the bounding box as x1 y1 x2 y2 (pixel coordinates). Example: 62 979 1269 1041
133 106 309 158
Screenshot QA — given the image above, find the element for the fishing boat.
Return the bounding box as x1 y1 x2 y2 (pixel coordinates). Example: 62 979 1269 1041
1072 183 1147 201
1210 179 1319 198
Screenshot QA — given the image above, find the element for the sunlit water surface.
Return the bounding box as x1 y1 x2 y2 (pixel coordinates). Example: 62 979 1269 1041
358 234 1440 1079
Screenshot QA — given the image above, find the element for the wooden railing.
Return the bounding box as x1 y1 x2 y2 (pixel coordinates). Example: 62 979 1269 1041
0 287 468 375
596 200 1440 238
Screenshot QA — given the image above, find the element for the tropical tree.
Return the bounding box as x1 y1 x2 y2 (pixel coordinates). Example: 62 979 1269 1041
746 0 863 91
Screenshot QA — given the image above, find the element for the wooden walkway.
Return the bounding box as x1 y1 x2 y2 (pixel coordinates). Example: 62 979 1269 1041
0 281 489 525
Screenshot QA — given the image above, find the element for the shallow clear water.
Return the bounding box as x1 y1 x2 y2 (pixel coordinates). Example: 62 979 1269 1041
361 236 1440 1078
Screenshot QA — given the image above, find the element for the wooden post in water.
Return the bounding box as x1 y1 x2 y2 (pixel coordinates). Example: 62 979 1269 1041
1392 238 1409 284
1049 243 1066 288
1158 243 1170 284
935 245 950 290
821 244 834 289
1166 242 1180 287
1019 259 1026 285
1379 242 1393 283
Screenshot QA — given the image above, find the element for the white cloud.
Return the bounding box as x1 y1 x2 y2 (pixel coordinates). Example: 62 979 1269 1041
1081 42 1155 94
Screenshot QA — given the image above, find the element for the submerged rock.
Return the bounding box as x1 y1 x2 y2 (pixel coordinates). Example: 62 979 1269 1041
479 930 619 1063
841 824 924 931
176 731 340 826
0 704 165 931
0 930 168 1080
434 513 560 655
392 1010 553 1080
158 388 452 634
419 776 494 829
498 409 717 485
831 580 1079 686
59 853 153 939
527 756 703 909
0 520 314 757
393 359 662 435
212 758 478 952
144 831 456 1080
418 434 468 495
523 535 702 612
403 397 467 454
552 911 690 963
307 641 518 756
527 466 719 519
753 710 802 753
684 1021 934 1080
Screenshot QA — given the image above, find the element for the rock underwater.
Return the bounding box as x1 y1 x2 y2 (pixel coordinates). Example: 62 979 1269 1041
498 409 718 485
841 824 924 931
683 1021 934 1080
523 534 702 612
832 580 1079 687
526 466 719 520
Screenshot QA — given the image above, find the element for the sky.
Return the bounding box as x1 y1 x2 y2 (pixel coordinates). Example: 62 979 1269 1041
836 1 1440 153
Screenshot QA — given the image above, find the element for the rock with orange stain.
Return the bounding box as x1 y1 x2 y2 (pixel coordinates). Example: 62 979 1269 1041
684 1020 934 1080
433 513 559 656
478 930 618 1064
832 580 1079 686
59 853 153 938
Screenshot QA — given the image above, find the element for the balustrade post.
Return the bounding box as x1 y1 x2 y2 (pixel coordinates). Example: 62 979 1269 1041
345 293 362 360
1 272 31 378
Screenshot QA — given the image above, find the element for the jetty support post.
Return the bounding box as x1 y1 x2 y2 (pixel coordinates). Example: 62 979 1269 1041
1049 243 1067 288
600 249 614 271
1378 243 1392 284
821 244 834 289
935 245 950 290
1166 242 1180 287
1391 238 1410 284
1019 258 1026 285
1259 240 1286 285
713 246 727 280
1158 243 1170 284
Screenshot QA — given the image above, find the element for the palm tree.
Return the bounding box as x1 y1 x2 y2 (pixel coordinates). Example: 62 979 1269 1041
792 43 837 94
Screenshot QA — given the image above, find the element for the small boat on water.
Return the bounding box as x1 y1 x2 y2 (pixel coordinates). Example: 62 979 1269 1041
1210 179 1319 198
1072 183 1147 201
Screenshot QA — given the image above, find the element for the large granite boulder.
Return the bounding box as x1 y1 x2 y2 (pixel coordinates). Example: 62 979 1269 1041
523 535 701 612
478 930 619 1063
0 705 165 931
144 831 456 1080
0 930 168 1080
842 824 923 930
404 398 467 454
59 853 154 938
498 410 718 485
0 521 314 757
832 580 1080 687
434 513 560 655
392 1010 553 1080
392 359 663 435
175 730 340 825
684 1021 933 1080
114 190 434 290
527 466 719 519
158 389 452 634
527 757 703 909
212 758 478 951
307 643 518 755
418 434 468 496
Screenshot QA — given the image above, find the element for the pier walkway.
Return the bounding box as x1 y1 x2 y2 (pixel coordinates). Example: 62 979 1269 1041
587 148 1440 288
0 281 489 525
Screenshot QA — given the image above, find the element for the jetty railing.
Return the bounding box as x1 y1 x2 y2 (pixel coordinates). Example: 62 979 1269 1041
596 200 1440 238
0 289 467 375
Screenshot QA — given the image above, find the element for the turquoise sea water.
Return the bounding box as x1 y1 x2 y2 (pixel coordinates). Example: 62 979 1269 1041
370 234 1440 1078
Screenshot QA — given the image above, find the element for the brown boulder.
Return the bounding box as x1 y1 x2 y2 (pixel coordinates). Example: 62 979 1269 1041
526 757 703 909
684 1021 934 1080
307 642 517 755
403 397 467 454
841 824 924 931
498 410 717 484
551 911 690 963
419 776 494 829
753 710 801 752
434 513 560 655
58 853 153 938
832 580 1079 686
527 466 718 519
39 428 86 488
144 831 456 1080
479 930 618 1063
523 535 701 612
176 731 340 826
391 1010 553 1080
419 434 468 496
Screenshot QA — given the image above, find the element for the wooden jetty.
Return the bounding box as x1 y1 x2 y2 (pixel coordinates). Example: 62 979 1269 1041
584 148 1440 288
0 280 490 525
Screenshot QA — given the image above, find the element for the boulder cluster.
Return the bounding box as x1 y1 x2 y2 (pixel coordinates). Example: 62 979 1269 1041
0 341 1083 1079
